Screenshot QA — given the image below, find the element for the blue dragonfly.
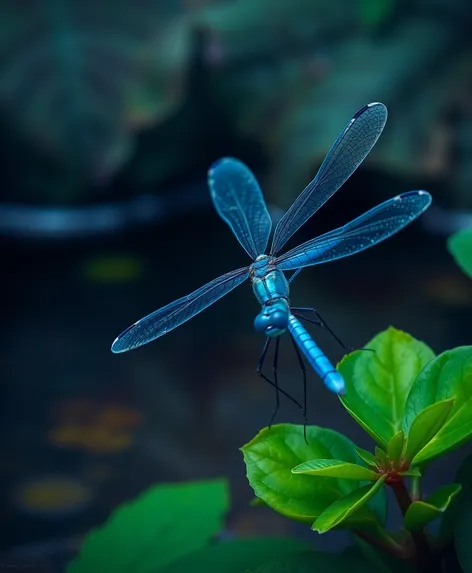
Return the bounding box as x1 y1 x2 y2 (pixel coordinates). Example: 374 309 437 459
112 102 432 424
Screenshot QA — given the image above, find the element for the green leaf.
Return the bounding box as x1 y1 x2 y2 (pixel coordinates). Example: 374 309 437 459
403 347 472 464
455 490 472 572
403 347 472 427
403 398 455 463
404 483 462 531
313 476 387 533
355 447 378 467
399 468 422 477
66 478 228 573
241 424 360 523
413 396 472 465
375 447 388 465
161 538 314 573
292 459 379 480
386 431 405 462
447 228 472 278
339 327 435 447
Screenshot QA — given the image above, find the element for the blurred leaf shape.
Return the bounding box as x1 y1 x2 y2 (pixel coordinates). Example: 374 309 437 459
448 229 472 279
264 18 466 206
0 1 191 189
161 539 315 573
67 478 229 573
229 548 379 573
454 488 472 572
357 0 397 30
440 451 472 541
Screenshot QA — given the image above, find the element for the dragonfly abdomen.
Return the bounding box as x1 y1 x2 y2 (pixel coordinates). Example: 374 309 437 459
287 315 345 394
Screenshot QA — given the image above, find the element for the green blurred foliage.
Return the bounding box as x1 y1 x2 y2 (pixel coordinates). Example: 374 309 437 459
2 0 471 207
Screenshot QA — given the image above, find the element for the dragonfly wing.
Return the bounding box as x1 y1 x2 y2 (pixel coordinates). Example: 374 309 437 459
111 266 250 353
208 158 272 259
275 191 432 271
270 102 388 255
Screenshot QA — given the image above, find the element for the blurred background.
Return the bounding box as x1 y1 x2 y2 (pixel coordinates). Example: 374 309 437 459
2 0 472 570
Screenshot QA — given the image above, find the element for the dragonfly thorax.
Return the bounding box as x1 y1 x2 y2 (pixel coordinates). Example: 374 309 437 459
251 256 290 338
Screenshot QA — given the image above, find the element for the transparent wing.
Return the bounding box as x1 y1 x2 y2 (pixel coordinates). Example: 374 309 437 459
208 158 272 259
270 102 388 255
111 266 250 353
274 191 432 271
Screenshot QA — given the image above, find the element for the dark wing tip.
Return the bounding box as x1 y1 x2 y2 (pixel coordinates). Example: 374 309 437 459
352 102 388 122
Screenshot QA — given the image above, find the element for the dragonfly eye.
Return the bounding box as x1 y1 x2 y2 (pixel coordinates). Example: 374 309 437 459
254 308 288 336
254 312 270 333
269 310 288 329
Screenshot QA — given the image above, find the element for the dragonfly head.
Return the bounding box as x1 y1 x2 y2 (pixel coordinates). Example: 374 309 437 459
254 300 288 338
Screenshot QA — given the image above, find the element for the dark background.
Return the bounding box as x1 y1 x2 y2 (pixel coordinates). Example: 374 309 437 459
1 0 472 570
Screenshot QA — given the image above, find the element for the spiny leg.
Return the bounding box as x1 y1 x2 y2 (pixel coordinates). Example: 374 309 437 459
289 334 308 444
291 307 354 351
256 338 304 413
292 308 374 353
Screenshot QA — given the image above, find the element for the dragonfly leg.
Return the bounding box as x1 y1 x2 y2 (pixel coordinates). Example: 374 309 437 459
288 269 303 284
292 308 375 354
291 307 353 351
268 337 281 428
256 339 304 414
289 335 308 444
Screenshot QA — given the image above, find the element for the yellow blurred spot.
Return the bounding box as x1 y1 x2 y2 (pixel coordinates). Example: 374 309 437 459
15 477 92 514
426 274 472 306
48 398 142 453
100 405 142 428
80 254 144 284
81 427 133 453
48 425 85 445
48 424 133 453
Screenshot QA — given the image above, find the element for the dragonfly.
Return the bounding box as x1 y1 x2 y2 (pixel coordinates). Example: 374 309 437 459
112 102 432 425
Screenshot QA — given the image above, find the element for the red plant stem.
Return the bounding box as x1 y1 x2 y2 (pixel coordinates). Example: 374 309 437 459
389 479 440 573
